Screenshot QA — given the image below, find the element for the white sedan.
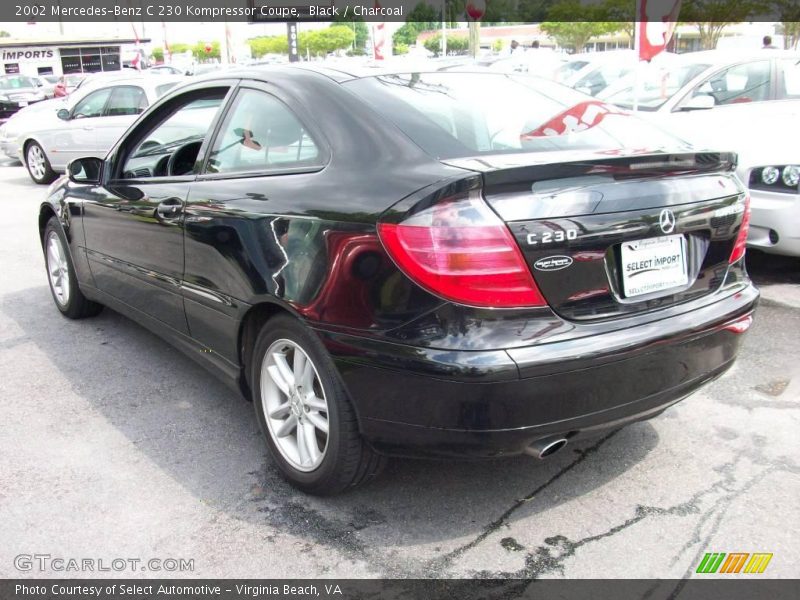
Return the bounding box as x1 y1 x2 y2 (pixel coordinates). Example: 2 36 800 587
20 75 185 184
600 50 800 257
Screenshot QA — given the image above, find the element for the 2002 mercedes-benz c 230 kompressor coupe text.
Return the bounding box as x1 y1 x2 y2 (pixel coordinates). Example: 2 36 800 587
39 66 758 494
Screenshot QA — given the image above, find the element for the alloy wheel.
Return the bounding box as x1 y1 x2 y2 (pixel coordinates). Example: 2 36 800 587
27 144 46 180
46 230 70 306
260 339 329 472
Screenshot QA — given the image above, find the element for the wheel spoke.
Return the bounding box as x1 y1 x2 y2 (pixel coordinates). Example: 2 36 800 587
304 393 327 412
306 411 328 434
302 421 321 463
293 350 306 386
296 422 310 465
267 364 291 396
268 402 291 419
275 414 297 438
272 352 295 389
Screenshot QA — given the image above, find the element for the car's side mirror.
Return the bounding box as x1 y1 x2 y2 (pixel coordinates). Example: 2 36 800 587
680 95 715 111
56 108 70 121
68 157 103 184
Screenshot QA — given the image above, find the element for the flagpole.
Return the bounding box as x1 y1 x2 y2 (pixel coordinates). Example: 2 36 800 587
633 18 640 112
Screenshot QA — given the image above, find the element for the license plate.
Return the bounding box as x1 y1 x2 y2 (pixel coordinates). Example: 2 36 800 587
620 234 688 298
19 101 28 107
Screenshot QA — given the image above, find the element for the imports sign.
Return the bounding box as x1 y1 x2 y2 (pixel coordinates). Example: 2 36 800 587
1 47 56 62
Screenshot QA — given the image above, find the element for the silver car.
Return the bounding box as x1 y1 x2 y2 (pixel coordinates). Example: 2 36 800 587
20 75 185 184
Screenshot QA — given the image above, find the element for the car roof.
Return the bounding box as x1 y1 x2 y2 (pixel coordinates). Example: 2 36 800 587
78 74 187 92
675 49 800 65
190 60 506 85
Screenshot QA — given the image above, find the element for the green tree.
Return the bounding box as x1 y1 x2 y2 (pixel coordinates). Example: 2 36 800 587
192 41 220 61
778 22 800 49
772 0 800 48
679 0 769 49
483 0 518 22
0 31 10 38
517 0 555 22
151 47 164 62
603 0 635 44
299 26 354 57
540 1 621 52
393 2 439 53
169 42 190 55
332 14 369 52
424 32 469 55
249 35 289 57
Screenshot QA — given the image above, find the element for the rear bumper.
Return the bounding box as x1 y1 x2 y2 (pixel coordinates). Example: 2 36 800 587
747 188 800 257
317 284 759 458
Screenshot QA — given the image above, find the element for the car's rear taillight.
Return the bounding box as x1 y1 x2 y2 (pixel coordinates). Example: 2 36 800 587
729 195 751 264
378 191 546 308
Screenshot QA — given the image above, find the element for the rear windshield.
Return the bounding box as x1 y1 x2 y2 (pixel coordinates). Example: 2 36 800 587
346 73 687 159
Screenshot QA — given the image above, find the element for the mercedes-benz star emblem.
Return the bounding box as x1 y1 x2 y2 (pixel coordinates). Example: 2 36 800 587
659 209 676 234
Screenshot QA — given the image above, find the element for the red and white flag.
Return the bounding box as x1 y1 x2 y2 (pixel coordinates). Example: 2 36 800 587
637 0 681 61
372 1 386 60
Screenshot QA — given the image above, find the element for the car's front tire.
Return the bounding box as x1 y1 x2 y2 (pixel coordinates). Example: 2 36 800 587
26 141 57 184
43 217 103 319
251 314 386 495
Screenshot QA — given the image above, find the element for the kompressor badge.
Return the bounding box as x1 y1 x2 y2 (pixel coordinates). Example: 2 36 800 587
534 256 574 272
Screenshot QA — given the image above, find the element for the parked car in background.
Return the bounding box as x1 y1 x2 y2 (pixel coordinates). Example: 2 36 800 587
600 52 800 257
34 75 59 99
0 97 67 161
0 75 49 122
599 50 799 120
21 75 186 183
488 49 568 79
557 50 678 97
39 66 757 494
697 100 800 257
148 65 186 76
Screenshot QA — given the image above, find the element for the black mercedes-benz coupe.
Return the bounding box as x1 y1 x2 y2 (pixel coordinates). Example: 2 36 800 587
39 66 758 494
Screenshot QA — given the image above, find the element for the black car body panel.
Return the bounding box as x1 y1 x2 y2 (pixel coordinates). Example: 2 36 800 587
39 66 758 459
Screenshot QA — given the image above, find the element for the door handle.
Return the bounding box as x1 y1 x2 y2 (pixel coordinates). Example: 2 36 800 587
156 199 182 220
82 125 93 131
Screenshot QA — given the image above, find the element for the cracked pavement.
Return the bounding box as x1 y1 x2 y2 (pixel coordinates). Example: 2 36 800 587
0 163 797 579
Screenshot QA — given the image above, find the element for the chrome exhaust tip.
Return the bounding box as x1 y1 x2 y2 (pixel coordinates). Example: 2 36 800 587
525 437 568 459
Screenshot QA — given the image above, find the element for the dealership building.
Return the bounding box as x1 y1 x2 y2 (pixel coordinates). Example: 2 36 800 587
0 37 149 77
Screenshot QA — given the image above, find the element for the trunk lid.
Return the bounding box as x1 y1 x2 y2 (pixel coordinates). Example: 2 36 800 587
444 150 746 321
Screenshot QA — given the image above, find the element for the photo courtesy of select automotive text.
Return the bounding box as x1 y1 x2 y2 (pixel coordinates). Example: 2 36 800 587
0 0 798 598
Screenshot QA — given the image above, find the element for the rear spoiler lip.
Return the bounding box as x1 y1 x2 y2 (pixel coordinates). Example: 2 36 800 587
442 150 739 187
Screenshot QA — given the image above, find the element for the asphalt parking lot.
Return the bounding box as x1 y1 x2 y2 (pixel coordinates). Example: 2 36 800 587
0 161 797 580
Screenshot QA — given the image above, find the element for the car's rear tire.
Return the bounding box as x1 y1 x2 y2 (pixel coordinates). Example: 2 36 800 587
43 217 103 319
251 314 386 495
26 141 57 185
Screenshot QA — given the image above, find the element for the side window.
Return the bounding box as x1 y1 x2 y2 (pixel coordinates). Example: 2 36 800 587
205 89 320 174
778 58 800 99
105 86 147 116
691 61 771 106
120 91 227 179
72 88 112 119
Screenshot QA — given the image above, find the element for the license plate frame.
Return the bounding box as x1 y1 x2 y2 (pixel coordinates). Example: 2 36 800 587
620 234 688 298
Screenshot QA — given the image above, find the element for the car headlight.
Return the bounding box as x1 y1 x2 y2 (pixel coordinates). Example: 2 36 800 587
761 166 780 185
750 165 800 193
782 165 800 187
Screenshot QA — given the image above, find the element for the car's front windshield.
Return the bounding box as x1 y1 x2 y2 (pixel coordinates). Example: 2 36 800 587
601 62 711 111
